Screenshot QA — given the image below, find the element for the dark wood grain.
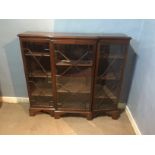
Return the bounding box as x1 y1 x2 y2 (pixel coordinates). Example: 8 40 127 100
18 32 131 40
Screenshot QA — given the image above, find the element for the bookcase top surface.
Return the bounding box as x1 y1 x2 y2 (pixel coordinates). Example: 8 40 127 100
18 31 131 40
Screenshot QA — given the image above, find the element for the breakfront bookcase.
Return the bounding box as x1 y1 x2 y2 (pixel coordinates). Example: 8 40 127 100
18 32 131 120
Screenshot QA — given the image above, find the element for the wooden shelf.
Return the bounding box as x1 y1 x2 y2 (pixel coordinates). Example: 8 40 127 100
56 68 91 77
31 88 53 97
101 54 124 59
25 51 50 57
95 85 117 100
28 71 51 78
30 81 53 97
56 60 93 67
57 77 91 94
98 72 120 80
101 72 116 80
57 89 90 94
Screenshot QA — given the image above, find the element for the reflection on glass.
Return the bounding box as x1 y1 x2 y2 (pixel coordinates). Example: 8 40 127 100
94 44 126 110
22 41 53 107
54 44 94 110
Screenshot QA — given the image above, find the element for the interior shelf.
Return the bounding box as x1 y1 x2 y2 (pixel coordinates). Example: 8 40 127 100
98 72 120 80
100 72 116 80
56 60 93 67
95 85 117 100
56 77 91 94
31 87 53 97
56 68 91 77
57 89 90 94
28 71 51 78
25 51 50 57
101 54 124 59
29 80 53 97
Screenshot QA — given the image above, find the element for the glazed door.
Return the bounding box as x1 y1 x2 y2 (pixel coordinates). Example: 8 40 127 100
51 39 96 111
93 40 128 111
21 39 54 108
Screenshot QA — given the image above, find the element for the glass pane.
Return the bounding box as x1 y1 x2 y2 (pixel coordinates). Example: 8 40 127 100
25 56 51 78
94 43 126 110
22 41 53 107
54 44 94 111
29 78 53 107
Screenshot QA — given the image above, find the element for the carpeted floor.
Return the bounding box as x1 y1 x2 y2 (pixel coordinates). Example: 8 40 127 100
0 103 135 135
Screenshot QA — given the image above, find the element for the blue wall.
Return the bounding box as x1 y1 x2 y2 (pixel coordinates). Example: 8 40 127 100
54 19 142 50
127 20 155 134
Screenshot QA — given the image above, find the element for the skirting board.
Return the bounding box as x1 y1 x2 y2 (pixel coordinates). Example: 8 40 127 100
125 106 142 135
0 96 29 103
